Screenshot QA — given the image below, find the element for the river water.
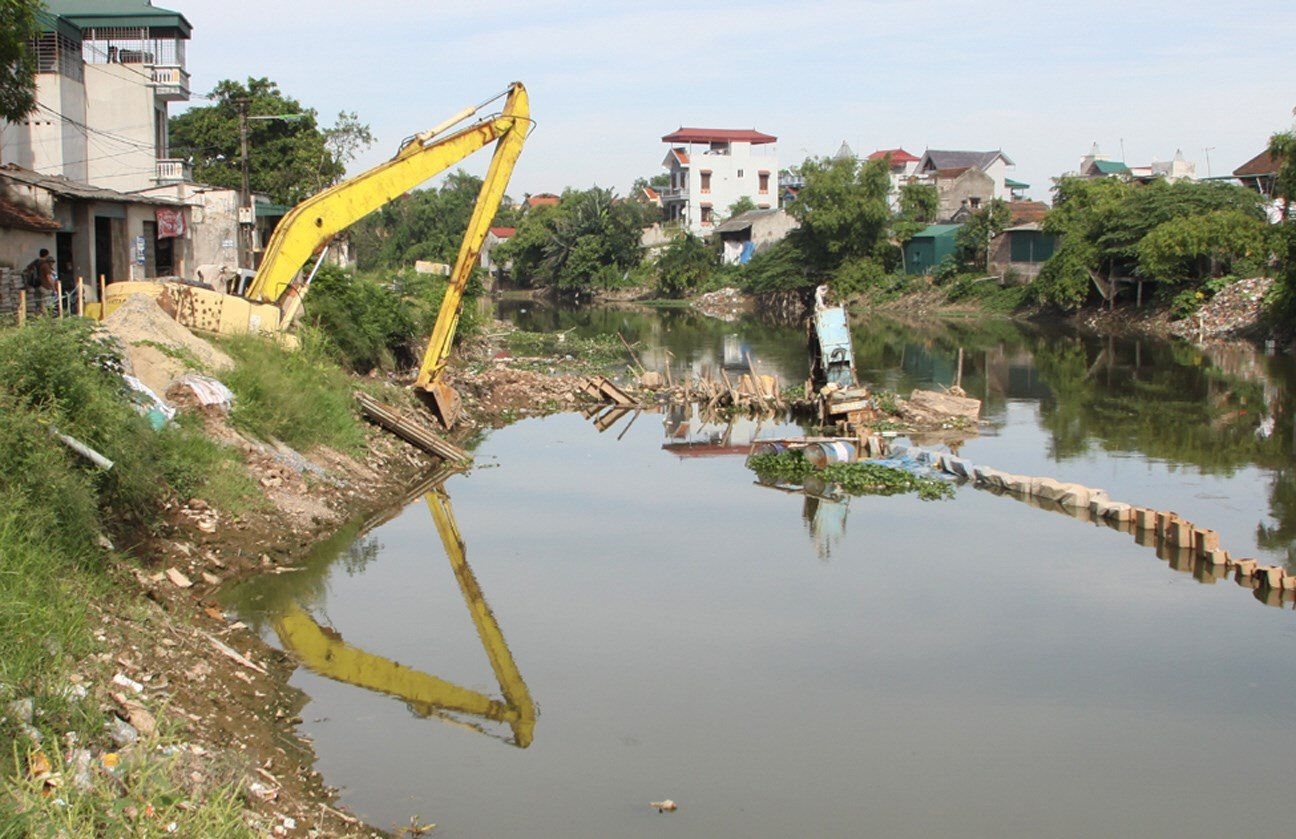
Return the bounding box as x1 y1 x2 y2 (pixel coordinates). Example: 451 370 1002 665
226 307 1296 838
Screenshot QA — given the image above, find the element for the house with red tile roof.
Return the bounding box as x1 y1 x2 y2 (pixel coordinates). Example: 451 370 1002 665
480 226 516 284
659 127 779 235
525 193 560 209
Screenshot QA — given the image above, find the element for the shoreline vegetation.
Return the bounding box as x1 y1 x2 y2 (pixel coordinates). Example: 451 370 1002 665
0 272 1282 836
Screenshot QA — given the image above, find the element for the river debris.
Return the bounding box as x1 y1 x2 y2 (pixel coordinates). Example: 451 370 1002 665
651 799 679 813
1168 276 1272 342
900 441 1296 610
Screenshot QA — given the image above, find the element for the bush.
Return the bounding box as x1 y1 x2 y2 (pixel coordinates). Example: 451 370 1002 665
830 257 888 297
738 239 812 294
656 233 719 298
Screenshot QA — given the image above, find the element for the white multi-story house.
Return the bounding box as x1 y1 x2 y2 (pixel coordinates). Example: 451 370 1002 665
0 1 198 289
659 127 779 236
4 0 193 192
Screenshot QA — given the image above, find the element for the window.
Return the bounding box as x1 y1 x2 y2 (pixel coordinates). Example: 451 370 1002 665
701 204 713 226
737 169 744 178
969 197 981 209
758 172 770 194
700 170 711 193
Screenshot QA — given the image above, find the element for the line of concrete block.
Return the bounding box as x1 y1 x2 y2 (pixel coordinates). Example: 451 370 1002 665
900 445 1295 610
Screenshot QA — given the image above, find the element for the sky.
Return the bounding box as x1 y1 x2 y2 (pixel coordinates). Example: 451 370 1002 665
171 0 1296 204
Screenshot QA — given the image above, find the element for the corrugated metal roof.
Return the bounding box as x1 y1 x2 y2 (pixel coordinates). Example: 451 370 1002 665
44 0 192 36
913 224 962 238
1004 177 1030 189
0 164 179 205
920 149 1014 171
713 208 782 233
1090 160 1130 175
661 128 777 145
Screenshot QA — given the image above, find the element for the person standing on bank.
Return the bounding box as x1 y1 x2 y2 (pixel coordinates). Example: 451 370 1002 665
25 249 57 315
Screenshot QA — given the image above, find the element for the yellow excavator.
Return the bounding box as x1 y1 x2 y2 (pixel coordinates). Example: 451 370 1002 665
104 82 531 427
269 477 536 747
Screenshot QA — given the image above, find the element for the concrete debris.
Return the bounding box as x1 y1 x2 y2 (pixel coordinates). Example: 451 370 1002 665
165 567 193 589
106 715 139 747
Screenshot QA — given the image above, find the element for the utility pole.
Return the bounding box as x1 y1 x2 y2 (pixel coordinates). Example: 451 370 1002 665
236 97 252 271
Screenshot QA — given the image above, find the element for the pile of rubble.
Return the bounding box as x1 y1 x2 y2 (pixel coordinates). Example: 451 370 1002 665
452 366 583 423
692 287 749 321
1168 276 1273 341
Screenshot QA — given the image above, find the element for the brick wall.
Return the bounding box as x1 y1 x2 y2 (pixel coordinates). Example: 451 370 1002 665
0 267 42 321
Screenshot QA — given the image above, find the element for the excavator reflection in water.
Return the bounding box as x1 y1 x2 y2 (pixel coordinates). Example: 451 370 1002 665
268 477 535 747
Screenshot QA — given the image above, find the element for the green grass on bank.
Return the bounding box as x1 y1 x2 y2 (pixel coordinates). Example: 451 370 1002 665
0 318 351 834
220 329 366 454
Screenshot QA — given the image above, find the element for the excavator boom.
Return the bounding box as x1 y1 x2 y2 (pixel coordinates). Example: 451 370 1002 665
246 83 529 307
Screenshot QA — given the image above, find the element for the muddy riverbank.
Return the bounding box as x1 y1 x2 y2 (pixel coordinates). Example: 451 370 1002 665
64 326 590 836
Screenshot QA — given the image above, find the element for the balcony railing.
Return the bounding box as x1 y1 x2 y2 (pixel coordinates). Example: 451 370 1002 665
659 186 689 201
155 158 191 184
151 65 190 101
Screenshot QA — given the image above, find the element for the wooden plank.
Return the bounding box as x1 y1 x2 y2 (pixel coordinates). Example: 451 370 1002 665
827 398 871 415
355 392 470 464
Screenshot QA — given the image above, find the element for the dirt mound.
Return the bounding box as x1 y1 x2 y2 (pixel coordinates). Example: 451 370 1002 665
102 293 234 396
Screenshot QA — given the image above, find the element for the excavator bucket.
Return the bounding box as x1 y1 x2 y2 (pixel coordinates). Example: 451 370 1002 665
424 381 462 430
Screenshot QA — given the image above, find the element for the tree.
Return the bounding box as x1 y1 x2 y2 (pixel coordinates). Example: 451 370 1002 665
497 187 647 294
898 182 938 224
787 154 892 271
955 198 1011 270
726 196 757 219
1268 130 1296 220
655 233 718 298
0 0 41 123
1033 176 1267 310
168 77 372 205
1137 209 1274 283
892 181 940 248
349 169 484 270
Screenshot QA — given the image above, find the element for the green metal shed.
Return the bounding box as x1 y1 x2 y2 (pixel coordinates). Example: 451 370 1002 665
903 224 961 275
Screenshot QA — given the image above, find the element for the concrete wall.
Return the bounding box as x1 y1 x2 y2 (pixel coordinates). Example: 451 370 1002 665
0 231 54 273
85 63 162 193
0 72 89 182
937 168 994 221
749 209 800 250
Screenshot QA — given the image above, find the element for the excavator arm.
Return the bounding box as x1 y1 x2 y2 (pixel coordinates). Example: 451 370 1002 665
246 82 529 307
247 83 529 426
